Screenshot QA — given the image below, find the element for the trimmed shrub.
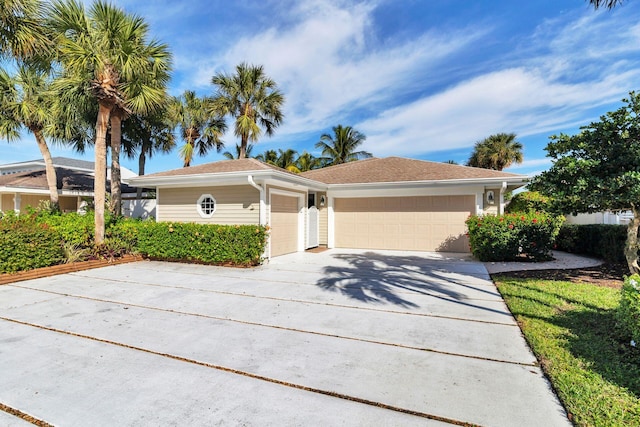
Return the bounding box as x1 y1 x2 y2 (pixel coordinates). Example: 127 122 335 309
555 224 627 264
466 212 564 262
505 191 553 213
618 274 640 347
0 213 64 273
135 222 268 266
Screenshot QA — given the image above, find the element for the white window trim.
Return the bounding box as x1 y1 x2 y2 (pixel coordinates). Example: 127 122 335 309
196 193 217 218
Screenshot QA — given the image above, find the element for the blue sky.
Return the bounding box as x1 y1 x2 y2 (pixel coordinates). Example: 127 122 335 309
2 0 640 176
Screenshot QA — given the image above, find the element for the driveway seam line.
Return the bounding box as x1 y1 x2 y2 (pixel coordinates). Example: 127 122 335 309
59 275 516 326
0 315 483 427
0 402 53 427
6 285 538 367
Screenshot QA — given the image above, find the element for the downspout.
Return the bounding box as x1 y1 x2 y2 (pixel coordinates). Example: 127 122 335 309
247 175 266 226
248 175 269 261
499 181 507 215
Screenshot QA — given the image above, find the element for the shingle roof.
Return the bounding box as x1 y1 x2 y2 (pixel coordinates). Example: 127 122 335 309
0 167 134 193
300 157 524 184
0 157 95 170
143 158 296 178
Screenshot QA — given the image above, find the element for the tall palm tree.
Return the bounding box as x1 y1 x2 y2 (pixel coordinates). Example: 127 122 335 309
466 132 523 171
296 151 321 172
212 63 284 159
0 65 61 207
0 0 50 60
589 0 623 8
223 143 254 160
315 125 372 166
169 90 226 167
48 0 171 243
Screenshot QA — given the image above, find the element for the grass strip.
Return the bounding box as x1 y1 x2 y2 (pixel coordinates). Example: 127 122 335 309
494 276 640 426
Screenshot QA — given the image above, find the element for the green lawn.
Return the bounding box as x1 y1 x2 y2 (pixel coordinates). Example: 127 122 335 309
493 276 640 427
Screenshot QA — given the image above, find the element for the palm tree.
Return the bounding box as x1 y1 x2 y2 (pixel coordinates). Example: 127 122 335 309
0 0 50 60
315 125 372 166
0 65 61 208
466 132 523 171
255 149 279 165
48 0 171 242
589 0 623 8
223 143 254 160
122 111 175 198
275 148 300 173
296 151 321 172
169 90 226 167
444 160 459 165
212 63 284 159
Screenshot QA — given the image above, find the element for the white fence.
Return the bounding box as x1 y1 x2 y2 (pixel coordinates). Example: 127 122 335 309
565 211 632 225
122 199 156 219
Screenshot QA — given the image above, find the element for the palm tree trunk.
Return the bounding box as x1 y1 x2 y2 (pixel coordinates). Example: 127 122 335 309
625 203 640 274
136 142 147 199
240 133 248 159
110 112 122 217
32 128 59 209
94 102 112 245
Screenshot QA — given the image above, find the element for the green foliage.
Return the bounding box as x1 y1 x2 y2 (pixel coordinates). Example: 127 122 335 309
135 222 268 266
466 212 564 262
0 213 64 273
618 275 640 347
466 132 523 171
555 224 627 264
505 191 553 213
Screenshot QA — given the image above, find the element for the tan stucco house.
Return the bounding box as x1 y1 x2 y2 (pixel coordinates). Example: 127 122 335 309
127 157 527 258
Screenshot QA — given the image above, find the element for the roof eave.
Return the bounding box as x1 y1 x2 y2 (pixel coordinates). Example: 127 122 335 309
326 176 528 190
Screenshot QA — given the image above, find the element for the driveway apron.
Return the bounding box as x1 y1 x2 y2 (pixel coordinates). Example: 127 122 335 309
0 249 571 426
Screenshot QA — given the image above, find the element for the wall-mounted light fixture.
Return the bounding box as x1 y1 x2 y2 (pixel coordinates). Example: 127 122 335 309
320 195 326 207
486 190 495 205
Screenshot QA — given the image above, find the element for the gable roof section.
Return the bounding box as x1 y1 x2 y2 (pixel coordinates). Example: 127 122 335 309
300 157 524 184
0 157 95 171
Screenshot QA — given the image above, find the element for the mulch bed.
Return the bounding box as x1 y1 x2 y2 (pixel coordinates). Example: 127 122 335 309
492 263 628 289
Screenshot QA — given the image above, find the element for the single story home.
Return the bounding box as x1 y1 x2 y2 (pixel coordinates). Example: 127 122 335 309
0 157 138 213
127 157 528 258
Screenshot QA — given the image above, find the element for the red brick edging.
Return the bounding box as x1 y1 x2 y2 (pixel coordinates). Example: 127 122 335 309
0 255 144 286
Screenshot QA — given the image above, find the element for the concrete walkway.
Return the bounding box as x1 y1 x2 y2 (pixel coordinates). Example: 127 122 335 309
485 250 603 274
0 249 570 426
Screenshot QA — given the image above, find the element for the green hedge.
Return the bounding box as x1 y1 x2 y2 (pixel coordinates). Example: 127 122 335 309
618 275 640 347
0 213 64 273
466 212 564 262
134 222 268 266
555 224 627 264
505 191 553 214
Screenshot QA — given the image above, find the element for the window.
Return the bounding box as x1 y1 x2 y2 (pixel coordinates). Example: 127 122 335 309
197 194 216 218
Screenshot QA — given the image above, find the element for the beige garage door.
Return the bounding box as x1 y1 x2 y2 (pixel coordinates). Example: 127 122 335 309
334 196 475 252
270 194 299 257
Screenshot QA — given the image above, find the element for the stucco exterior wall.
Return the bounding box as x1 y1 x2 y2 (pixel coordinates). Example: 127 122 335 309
482 188 501 215
157 185 260 224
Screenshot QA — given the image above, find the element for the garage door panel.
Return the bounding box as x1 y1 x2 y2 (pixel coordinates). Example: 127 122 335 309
334 195 474 252
270 195 299 257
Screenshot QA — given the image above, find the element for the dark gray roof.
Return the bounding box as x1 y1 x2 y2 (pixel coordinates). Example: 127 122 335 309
0 157 95 170
0 167 135 193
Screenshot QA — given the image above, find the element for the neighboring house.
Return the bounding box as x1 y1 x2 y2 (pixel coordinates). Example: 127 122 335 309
127 157 527 258
565 211 632 225
0 157 137 213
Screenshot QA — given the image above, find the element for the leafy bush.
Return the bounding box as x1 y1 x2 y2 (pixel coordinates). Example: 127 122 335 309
505 191 553 213
135 222 268 266
555 224 627 263
466 212 564 262
618 274 640 347
0 213 64 273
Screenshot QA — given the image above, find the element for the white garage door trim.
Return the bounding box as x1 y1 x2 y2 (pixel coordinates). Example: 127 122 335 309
268 189 305 258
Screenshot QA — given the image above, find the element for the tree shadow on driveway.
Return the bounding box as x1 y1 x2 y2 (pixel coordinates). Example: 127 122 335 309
316 251 510 316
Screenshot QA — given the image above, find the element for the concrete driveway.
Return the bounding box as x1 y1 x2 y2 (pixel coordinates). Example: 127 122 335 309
0 249 570 426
